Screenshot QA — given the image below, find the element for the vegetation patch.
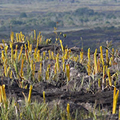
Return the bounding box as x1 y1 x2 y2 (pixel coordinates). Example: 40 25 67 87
0 30 119 119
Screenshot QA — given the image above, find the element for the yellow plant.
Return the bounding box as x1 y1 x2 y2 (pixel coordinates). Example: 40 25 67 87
21 34 25 42
10 42 13 62
109 57 113 66
24 44 27 50
10 71 13 79
6 67 10 77
67 103 70 114
100 46 104 66
30 59 33 72
1 50 5 62
29 44 32 53
51 51 54 59
107 68 112 86
10 31 14 43
64 49 68 59
25 48 29 62
43 91 45 103
4 46 8 58
66 64 70 82
46 64 50 80
20 57 24 77
56 53 60 72
14 45 18 60
0 85 7 104
60 40 64 53
67 103 70 120
74 55 79 62
98 78 101 90
34 30 36 40
18 45 23 61
46 39 49 44
27 40 30 52
0 86 2 102
106 49 109 65
46 55 49 60
80 51 83 63
112 87 119 114
16 33 19 42
54 63 57 74
2 85 6 102
39 33 42 44
68 49 71 58
37 50 40 62
20 32 25 42
97 58 101 73
88 48 90 63
28 85 32 103
94 49 97 74
39 62 42 74
19 33 21 42
43 51 46 60
62 57 65 72
37 36 39 47
2 39 5 47
87 48 91 75
38 62 42 81
48 50 51 59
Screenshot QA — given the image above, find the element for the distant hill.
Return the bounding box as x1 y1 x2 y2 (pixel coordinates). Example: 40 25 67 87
0 0 40 4
0 0 74 4
0 0 119 4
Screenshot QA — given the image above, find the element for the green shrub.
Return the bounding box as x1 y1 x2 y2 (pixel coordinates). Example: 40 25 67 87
20 12 27 18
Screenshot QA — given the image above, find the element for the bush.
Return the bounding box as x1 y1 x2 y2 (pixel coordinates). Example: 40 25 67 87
11 20 23 25
46 21 56 27
75 8 94 16
20 12 27 18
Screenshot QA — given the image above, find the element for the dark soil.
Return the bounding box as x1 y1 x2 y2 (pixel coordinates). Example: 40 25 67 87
45 27 120 52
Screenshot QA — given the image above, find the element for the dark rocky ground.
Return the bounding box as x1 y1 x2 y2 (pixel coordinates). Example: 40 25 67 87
45 27 120 52
0 42 120 120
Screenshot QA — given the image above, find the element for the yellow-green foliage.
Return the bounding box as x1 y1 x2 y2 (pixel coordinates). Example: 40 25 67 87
112 87 119 114
100 46 104 66
94 49 97 74
80 51 83 63
10 31 14 43
28 85 33 103
10 42 13 62
106 49 109 65
60 40 64 53
0 85 7 105
66 64 70 82
1 30 120 118
43 91 45 103
67 103 70 120
107 68 112 86
18 45 23 61
20 56 24 77
34 30 36 40
87 48 91 75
